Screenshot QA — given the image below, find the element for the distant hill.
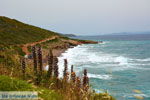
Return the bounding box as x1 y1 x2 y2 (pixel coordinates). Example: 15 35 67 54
62 34 76 37
0 16 61 45
109 32 150 35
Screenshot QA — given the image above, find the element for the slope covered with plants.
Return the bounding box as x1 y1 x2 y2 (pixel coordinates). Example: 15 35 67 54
0 16 114 100
0 16 60 45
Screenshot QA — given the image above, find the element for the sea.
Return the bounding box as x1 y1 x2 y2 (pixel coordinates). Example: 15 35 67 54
58 34 150 100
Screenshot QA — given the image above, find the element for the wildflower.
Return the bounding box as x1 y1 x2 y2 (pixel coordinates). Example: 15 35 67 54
53 56 59 78
37 46 43 74
47 49 53 78
32 46 37 75
63 59 68 78
71 71 76 83
21 58 26 79
83 69 89 91
71 65 73 73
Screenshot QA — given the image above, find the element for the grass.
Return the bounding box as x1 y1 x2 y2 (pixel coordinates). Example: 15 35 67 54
0 75 63 100
0 16 60 45
0 75 32 91
0 16 63 75
0 46 21 66
0 16 114 100
0 75 115 100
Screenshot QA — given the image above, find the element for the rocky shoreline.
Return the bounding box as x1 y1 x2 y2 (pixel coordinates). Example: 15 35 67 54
24 38 99 69
51 39 98 57
41 39 99 68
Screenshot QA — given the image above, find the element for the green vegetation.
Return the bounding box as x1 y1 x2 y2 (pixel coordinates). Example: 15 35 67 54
0 75 32 91
0 46 20 66
0 16 114 100
0 75 115 100
0 75 63 100
0 16 60 45
62 34 76 37
0 16 64 73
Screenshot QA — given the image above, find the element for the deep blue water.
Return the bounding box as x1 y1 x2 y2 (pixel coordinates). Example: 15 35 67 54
58 34 150 100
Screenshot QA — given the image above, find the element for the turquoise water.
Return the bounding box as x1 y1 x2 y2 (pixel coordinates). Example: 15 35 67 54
58 35 150 100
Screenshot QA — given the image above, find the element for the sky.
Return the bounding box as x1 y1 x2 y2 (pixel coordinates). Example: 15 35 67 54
0 0 150 35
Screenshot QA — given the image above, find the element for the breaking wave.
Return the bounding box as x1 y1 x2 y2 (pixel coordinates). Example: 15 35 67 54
57 41 150 100
58 44 150 77
88 73 112 80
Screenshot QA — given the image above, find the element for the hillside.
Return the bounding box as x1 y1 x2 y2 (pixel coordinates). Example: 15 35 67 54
62 34 76 37
0 16 114 100
0 16 60 45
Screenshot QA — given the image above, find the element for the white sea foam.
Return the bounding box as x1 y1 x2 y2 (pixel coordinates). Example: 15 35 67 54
133 94 149 97
99 41 110 44
94 89 106 93
58 45 86 77
57 44 150 77
44 65 49 71
88 73 112 80
57 42 150 100
135 58 150 62
123 93 150 98
114 56 128 65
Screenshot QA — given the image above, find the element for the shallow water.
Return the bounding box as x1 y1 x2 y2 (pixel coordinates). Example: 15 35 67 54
58 35 150 100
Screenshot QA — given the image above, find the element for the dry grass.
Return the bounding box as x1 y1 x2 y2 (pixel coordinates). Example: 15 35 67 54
0 45 115 100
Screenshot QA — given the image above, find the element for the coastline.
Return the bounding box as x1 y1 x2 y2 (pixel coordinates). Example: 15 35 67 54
42 39 99 68
53 48 67 57
0 16 116 100
52 39 98 57
24 37 99 70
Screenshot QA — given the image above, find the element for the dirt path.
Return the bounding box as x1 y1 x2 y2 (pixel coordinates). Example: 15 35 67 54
22 36 59 55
